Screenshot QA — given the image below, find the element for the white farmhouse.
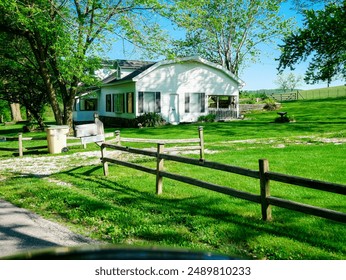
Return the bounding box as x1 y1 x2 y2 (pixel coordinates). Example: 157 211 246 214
73 56 245 126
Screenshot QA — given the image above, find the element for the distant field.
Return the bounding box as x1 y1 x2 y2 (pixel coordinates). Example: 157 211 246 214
245 85 346 101
299 85 346 100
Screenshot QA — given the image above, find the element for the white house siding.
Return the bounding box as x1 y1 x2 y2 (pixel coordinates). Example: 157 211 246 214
73 91 99 123
99 82 136 119
135 62 240 123
73 58 243 125
72 109 96 123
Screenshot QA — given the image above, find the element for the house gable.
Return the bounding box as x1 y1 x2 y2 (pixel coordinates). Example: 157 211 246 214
132 57 244 99
132 57 243 123
133 56 245 87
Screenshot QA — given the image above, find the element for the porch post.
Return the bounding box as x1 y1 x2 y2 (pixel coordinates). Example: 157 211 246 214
236 95 240 118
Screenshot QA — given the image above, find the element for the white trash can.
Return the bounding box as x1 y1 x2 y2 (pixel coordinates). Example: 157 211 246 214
46 125 70 154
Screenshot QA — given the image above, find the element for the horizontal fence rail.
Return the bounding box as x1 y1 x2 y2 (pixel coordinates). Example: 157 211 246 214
110 127 205 161
0 134 47 157
159 170 261 203
100 130 346 224
0 132 115 157
265 88 346 102
267 171 346 195
159 153 260 179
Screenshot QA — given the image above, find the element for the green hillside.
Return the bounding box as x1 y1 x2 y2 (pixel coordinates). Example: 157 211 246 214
243 85 346 101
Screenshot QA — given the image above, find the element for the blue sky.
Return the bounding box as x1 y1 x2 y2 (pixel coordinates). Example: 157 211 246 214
107 1 344 91
240 1 344 91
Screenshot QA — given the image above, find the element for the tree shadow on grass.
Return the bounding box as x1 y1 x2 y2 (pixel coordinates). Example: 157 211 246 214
49 164 346 259
0 199 96 258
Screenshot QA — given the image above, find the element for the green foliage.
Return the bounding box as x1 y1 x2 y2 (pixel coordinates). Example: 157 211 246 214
0 0 170 127
240 91 276 106
278 2 346 84
0 99 11 122
135 113 166 127
263 98 279 111
197 114 216 122
0 33 49 128
171 0 293 75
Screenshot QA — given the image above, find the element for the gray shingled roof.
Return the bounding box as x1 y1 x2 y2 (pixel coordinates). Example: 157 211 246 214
104 61 156 84
116 59 154 69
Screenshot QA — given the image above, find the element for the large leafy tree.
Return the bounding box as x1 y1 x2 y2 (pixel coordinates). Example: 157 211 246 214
0 33 48 128
0 0 168 127
169 0 292 76
291 0 336 12
277 2 346 85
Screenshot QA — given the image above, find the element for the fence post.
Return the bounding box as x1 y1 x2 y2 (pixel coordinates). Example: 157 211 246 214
198 126 205 161
101 144 109 176
115 130 121 145
18 133 23 157
156 143 165 195
259 159 272 221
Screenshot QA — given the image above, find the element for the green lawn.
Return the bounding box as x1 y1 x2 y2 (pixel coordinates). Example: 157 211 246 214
0 97 345 259
299 85 346 100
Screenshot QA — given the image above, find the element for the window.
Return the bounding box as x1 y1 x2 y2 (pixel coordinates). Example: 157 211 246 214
106 93 133 114
185 93 205 113
79 99 97 111
126 92 134 113
106 94 112 112
138 92 161 113
113 94 125 113
208 96 234 109
185 93 190 113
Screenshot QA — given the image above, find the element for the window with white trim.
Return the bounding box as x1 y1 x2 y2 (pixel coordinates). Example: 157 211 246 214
80 98 98 111
113 93 125 113
106 94 112 112
138 92 161 113
126 92 134 113
185 93 205 113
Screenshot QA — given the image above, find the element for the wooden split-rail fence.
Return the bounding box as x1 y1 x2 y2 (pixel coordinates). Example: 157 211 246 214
100 127 346 224
268 91 304 102
0 134 48 157
0 133 109 157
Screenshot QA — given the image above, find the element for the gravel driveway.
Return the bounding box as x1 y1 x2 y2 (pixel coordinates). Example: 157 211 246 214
0 199 98 258
0 151 110 258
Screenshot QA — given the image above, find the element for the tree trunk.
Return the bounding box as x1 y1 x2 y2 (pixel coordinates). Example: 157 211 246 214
40 68 63 125
10 103 23 122
27 34 64 125
32 112 45 129
26 107 45 130
26 108 33 123
63 89 76 131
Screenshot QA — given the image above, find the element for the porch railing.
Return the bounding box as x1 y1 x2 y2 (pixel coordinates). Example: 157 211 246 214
208 108 238 120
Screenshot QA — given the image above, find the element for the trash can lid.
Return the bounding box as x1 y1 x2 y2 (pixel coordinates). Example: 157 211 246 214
46 125 70 130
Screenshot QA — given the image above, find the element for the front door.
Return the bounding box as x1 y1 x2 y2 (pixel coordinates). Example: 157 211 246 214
169 94 179 124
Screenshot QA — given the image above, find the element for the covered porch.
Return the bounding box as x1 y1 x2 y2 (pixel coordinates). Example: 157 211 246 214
208 95 239 121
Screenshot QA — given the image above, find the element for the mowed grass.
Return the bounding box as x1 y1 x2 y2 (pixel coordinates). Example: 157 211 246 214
299 85 346 100
0 97 345 259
